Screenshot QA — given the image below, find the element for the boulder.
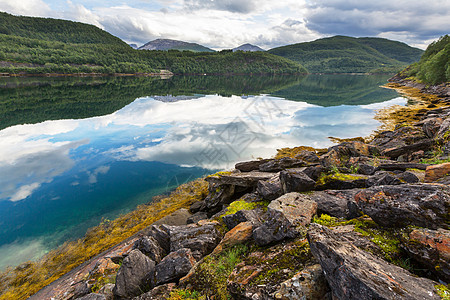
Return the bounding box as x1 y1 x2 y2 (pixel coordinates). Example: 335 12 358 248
366 171 401 187
222 208 265 230
113 249 156 299
155 248 196 285
273 264 330 300
422 117 443 138
189 201 204 213
152 208 191 226
168 221 222 260
294 150 320 164
309 189 362 219
355 184 450 230
315 173 367 190
212 221 253 255
186 211 208 224
258 157 308 172
145 225 171 255
437 117 450 139
235 159 272 172
396 171 420 184
401 228 450 282
132 283 176 300
133 236 165 263
280 169 316 193
425 162 450 182
253 193 317 246
378 161 429 171
202 183 235 212
98 283 114 300
205 171 276 187
307 224 441 300
382 139 434 159
302 165 326 181
257 174 282 200
76 294 106 300
320 149 342 168
71 282 92 299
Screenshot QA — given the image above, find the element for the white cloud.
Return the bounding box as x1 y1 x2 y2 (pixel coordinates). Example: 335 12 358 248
0 0 51 16
87 165 110 184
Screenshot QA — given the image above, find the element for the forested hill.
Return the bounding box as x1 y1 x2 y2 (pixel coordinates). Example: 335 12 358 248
268 36 424 73
394 35 450 84
0 12 127 45
0 13 306 75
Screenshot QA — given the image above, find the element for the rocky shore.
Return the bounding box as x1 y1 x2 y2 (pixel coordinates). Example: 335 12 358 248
34 79 450 299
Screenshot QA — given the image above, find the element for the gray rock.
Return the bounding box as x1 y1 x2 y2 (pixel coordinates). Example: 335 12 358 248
256 174 282 200
355 184 450 229
132 283 176 300
366 171 401 187
253 193 317 246
273 264 330 300
145 225 171 255
307 224 441 300
280 169 316 193
356 164 377 175
222 208 265 230
203 183 235 212
309 189 362 219
377 161 429 171
302 165 326 181
152 208 191 226
294 150 320 164
315 173 368 190
186 211 208 224
382 140 434 159
437 117 450 139
71 281 91 299
76 293 106 300
235 159 272 172
98 283 114 300
259 157 308 172
133 236 165 263
396 171 419 183
422 117 443 138
155 248 196 285
189 201 204 213
168 222 222 260
113 249 156 299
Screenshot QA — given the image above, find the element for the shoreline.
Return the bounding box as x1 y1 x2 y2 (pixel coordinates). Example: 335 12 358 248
3 77 450 300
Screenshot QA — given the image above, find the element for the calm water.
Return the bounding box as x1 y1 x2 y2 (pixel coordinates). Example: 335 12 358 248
0 74 406 269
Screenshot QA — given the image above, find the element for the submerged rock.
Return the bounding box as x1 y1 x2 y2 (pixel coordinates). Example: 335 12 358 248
355 184 450 229
307 224 441 300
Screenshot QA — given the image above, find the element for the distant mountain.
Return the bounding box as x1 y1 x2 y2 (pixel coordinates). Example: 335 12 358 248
268 36 424 73
138 38 215 52
233 43 265 52
129 43 138 49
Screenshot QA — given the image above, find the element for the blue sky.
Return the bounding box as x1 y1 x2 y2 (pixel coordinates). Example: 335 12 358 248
0 0 449 49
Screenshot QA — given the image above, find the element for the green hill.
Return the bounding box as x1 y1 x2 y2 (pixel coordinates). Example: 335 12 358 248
0 13 306 75
395 35 450 84
268 36 423 73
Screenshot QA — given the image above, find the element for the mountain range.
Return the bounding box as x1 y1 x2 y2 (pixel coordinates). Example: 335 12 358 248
138 39 215 52
232 43 265 52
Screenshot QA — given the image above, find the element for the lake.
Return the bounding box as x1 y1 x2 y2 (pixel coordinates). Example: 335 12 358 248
0 74 406 270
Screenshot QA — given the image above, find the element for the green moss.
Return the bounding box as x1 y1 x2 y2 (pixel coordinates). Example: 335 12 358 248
435 284 450 300
316 172 363 185
91 275 116 293
167 289 205 300
222 200 258 217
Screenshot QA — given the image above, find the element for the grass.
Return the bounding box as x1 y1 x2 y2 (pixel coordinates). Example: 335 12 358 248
435 284 450 300
275 146 327 159
0 178 208 300
182 244 250 300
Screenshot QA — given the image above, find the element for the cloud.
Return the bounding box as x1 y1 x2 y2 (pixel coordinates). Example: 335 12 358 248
0 0 51 16
183 0 257 14
87 165 110 184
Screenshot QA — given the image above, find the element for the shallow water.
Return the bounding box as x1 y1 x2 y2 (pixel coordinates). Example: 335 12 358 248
0 74 405 269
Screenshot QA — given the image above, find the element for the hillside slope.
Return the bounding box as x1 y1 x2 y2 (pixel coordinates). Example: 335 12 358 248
139 39 214 52
0 13 306 75
394 35 450 84
268 36 423 73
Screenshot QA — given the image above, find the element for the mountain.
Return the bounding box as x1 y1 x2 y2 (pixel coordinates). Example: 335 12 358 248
268 36 424 73
0 13 306 75
138 38 215 52
233 43 265 52
394 35 450 84
129 43 138 49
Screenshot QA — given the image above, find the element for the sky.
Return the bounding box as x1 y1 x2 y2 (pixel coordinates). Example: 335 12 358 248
0 0 449 50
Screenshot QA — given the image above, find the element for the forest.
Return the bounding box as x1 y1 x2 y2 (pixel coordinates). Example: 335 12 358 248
399 35 450 84
0 12 306 75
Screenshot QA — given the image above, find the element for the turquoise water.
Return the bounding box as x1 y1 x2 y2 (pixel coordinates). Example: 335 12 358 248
0 75 405 269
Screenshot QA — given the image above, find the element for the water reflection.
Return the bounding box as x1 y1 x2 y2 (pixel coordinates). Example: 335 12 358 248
0 74 405 269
